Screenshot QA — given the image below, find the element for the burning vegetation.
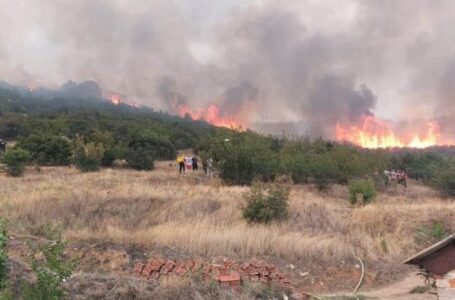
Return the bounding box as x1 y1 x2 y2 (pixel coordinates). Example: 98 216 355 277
335 115 444 149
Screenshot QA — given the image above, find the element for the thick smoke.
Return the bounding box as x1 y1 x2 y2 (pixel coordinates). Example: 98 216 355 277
0 0 454 140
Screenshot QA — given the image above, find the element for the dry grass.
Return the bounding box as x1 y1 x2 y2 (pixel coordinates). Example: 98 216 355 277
1 161 454 265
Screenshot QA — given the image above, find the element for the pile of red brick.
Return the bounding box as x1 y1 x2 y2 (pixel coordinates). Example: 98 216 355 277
133 257 290 288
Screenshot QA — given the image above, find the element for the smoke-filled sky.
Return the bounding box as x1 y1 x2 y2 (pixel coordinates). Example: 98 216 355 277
1 0 455 139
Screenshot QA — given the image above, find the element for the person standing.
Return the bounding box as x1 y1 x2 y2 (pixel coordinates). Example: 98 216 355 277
207 157 213 177
192 156 198 171
177 154 185 174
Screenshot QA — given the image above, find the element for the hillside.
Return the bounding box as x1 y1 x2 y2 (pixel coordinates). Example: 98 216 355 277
0 162 453 299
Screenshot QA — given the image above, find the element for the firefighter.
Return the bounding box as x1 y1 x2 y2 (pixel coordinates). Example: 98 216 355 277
177 154 185 174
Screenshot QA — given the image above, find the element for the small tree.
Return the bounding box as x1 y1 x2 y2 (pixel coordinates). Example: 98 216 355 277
22 224 73 300
2 148 30 176
17 134 71 166
243 183 290 223
432 161 455 197
349 178 377 205
72 138 104 172
125 134 161 170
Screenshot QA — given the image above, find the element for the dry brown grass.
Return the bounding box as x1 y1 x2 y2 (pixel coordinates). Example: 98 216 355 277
1 161 454 265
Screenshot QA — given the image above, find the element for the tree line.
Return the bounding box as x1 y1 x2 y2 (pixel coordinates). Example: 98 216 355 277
1 88 454 197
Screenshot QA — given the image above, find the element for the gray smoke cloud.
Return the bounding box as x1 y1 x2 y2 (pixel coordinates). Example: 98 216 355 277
0 0 454 141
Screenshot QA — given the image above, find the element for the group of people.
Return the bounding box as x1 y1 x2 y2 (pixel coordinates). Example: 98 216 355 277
384 169 408 187
176 154 213 176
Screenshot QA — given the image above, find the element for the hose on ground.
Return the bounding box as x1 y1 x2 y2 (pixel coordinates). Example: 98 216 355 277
353 254 365 299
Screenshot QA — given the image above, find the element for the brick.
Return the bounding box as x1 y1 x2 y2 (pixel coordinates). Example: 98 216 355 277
148 259 165 272
218 272 241 283
141 263 155 278
134 263 144 276
450 279 455 288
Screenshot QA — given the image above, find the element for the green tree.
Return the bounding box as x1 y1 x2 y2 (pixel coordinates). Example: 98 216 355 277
243 183 290 223
208 131 279 185
72 137 105 172
17 134 71 166
2 148 30 176
432 160 455 197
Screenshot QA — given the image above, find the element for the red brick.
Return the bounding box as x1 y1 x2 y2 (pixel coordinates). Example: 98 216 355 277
218 272 241 283
134 263 144 276
141 263 155 278
450 279 455 288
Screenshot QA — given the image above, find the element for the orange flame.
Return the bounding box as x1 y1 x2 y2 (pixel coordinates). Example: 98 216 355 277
109 94 121 105
106 92 140 108
336 115 441 148
176 103 242 129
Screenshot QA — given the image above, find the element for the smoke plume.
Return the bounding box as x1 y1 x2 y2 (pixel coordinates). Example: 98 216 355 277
0 0 454 141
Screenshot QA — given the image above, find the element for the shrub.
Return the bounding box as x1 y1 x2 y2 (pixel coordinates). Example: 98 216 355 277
72 138 105 172
125 133 175 170
415 221 448 245
309 153 340 190
126 147 155 170
432 161 455 197
17 134 71 165
89 131 119 166
243 183 290 223
22 224 73 300
2 148 30 176
208 132 279 185
349 178 377 205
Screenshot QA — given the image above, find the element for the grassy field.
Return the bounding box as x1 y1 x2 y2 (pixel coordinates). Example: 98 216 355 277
1 161 454 298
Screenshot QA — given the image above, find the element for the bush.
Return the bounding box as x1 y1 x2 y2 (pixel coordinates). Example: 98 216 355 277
432 160 455 197
243 183 290 223
2 148 30 176
125 134 159 170
349 178 377 205
21 224 73 300
17 134 71 166
89 131 120 166
72 138 105 172
208 132 279 185
309 153 340 190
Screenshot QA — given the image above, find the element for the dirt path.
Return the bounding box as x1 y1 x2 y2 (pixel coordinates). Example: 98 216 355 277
359 272 436 300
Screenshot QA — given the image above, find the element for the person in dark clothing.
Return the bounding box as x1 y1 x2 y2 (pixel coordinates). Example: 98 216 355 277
192 156 198 171
0 139 6 153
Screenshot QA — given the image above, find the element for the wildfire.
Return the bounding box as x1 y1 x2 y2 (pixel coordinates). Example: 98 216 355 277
336 115 441 149
176 103 242 129
109 94 121 105
105 92 140 108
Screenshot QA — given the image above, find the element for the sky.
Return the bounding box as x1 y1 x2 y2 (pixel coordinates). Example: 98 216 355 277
1 0 454 139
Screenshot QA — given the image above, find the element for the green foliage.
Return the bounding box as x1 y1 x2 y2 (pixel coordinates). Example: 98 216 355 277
308 152 340 190
432 159 455 197
243 183 290 223
22 224 73 300
2 148 30 176
72 137 105 172
125 134 165 170
349 178 377 205
17 134 71 166
0 220 8 291
88 131 119 166
208 131 279 185
409 285 429 294
415 221 448 245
